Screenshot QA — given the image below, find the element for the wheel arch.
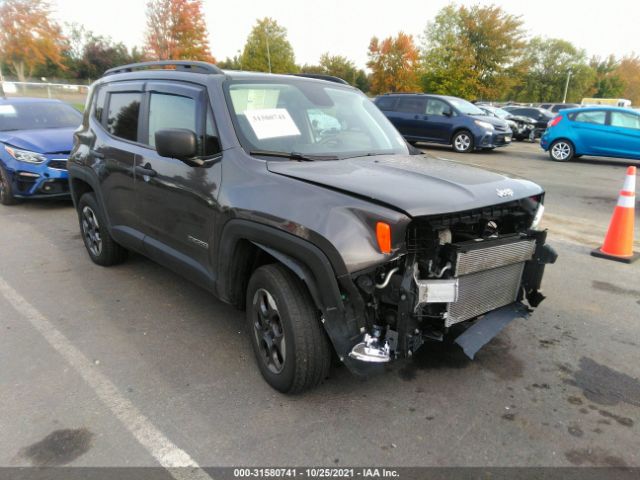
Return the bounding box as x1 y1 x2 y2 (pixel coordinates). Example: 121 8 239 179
450 127 474 145
216 219 344 314
68 165 112 230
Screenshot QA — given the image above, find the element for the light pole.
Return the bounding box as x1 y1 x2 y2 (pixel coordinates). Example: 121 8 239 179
265 29 272 74
562 70 572 103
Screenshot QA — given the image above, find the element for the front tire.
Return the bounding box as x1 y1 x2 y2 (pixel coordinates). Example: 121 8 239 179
77 192 127 266
452 130 474 153
246 264 331 394
0 165 19 205
549 139 574 162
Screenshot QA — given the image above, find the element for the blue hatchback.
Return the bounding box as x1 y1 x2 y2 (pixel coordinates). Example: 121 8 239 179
541 106 640 162
0 97 82 205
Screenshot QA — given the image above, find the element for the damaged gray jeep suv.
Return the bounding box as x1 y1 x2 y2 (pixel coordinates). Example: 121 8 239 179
68 61 556 393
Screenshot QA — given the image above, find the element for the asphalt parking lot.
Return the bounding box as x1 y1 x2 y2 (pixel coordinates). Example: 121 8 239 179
1 141 639 469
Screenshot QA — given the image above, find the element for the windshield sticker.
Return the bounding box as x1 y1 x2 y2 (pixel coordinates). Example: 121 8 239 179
0 104 17 116
245 108 301 140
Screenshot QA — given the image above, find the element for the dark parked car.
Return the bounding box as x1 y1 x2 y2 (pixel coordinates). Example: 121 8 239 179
374 93 513 153
477 105 537 142
539 103 580 113
68 61 555 393
0 97 82 205
502 106 554 139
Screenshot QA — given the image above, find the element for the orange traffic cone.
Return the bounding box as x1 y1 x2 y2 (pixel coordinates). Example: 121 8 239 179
591 166 638 263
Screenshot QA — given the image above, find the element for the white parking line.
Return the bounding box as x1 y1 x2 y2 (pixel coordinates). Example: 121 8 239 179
0 276 213 480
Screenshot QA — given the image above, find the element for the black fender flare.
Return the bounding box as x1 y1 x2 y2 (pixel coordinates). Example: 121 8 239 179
217 219 361 358
217 219 343 312
68 165 112 230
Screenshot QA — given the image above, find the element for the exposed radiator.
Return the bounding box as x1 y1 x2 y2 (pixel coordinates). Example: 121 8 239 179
454 238 536 276
446 237 535 327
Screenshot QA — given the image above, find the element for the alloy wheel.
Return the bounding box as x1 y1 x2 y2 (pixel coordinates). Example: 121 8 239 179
454 133 471 152
81 205 103 257
252 288 286 374
551 142 571 161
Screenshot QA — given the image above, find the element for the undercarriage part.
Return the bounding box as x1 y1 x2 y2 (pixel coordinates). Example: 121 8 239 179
349 332 391 363
454 302 530 359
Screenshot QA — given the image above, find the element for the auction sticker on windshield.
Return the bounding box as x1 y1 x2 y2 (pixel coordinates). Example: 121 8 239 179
245 108 301 140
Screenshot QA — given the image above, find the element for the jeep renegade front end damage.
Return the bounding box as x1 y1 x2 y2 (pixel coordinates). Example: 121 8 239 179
69 61 556 393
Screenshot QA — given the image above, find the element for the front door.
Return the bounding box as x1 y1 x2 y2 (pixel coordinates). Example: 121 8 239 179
607 110 640 159
135 81 222 288
424 98 455 143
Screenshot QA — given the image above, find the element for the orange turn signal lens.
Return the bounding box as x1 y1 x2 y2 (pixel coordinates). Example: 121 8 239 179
376 222 392 254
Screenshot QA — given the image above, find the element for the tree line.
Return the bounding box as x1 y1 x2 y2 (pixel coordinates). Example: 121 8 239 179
0 0 638 104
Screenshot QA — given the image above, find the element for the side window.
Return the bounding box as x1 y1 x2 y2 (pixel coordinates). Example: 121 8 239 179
610 111 640 130
574 111 606 125
396 97 427 114
106 92 141 141
93 87 106 123
375 97 397 111
426 99 449 116
204 107 221 156
147 92 196 148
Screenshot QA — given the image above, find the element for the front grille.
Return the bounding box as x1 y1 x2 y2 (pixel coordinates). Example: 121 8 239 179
455 238 535 276
48 159 67 170
447 262 525 326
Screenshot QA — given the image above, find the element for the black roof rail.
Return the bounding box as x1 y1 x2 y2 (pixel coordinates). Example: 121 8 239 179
291 73 350 85
103 60 223 76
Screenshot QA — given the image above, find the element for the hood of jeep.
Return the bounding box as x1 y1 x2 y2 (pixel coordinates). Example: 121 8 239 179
267 153 543 217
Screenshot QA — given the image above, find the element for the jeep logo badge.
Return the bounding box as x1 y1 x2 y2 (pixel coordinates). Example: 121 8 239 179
496 188 514 198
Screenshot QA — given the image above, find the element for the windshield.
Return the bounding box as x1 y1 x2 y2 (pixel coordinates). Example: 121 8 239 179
0 102 82 131
225 80 409 158
486 106 511 119
448 98 485 115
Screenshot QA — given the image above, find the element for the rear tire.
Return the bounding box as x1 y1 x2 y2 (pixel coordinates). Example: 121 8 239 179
0 165 19 205
549 139 574 162
246 264 331 394
452 130 474 153
77 192 127 266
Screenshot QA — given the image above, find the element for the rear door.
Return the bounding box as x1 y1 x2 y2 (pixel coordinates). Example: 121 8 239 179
393 96 429 140
607 110 640 159
571 110 609 154
93 82 144 247
135 81 223 287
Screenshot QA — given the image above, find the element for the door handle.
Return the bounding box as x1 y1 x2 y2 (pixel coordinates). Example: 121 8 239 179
90 149 105 159
135 164 157 177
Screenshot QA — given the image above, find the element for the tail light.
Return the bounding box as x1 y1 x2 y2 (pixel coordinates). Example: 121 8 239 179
548 116 563 128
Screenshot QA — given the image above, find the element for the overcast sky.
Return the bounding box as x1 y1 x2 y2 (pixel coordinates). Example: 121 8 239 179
52 0 639 69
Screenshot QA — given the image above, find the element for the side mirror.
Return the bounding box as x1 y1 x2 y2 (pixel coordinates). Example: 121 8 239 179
443 108 453 117
155 128 197 160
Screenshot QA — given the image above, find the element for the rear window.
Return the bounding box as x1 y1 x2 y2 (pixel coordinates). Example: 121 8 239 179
375 96 397 111
396 97 426 114
106 92 141 142
574 111 606 125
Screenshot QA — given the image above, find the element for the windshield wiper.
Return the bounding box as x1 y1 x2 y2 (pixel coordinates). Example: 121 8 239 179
249 150 338 161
